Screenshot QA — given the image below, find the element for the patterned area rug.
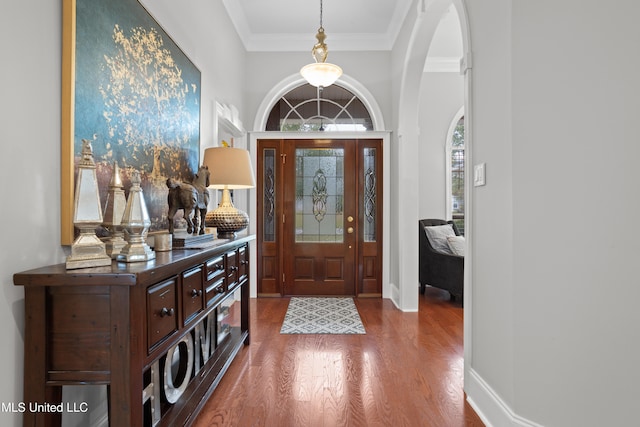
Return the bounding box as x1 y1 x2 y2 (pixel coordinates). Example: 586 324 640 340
280 297 366 334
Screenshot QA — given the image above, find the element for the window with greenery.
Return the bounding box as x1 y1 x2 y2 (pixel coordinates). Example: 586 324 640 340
450 116 464 234
266 84 373 132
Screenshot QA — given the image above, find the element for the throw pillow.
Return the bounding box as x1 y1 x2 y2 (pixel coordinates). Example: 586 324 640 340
424 224 456 254
447 235 465 256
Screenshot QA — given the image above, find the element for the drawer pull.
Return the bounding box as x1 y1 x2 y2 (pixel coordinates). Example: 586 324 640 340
240 260 248 265
191 289 203 297
160 307 175 317
229 266 238 272
216 286 226 294
216 264 225 271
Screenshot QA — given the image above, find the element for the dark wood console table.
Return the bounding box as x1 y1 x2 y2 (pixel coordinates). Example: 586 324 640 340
14 235 254 427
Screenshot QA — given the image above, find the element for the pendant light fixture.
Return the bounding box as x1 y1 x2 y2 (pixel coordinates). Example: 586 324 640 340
300 0 342 88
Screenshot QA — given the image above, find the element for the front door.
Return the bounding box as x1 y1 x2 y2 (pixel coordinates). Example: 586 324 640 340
257 138 382 297
284 139 356 295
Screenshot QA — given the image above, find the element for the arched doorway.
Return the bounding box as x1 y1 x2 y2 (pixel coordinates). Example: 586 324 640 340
396 0 472 309
396 0 473 389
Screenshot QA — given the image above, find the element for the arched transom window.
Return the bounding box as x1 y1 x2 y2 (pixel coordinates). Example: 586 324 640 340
266 83 373 132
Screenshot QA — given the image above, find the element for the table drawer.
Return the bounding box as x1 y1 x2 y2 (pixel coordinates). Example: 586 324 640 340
226 250 239 290
182 266 204 325
238 245 249 283
147 278 178 350
205 255 225 282
205 277 226 308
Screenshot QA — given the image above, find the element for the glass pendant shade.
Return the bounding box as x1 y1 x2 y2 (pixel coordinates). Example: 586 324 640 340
300 61 343 88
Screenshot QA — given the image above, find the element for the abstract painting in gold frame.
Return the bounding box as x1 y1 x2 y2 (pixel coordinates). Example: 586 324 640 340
61 0 201 244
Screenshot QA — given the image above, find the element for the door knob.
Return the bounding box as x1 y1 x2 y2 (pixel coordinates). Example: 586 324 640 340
347 216 354 223
347 227 354 234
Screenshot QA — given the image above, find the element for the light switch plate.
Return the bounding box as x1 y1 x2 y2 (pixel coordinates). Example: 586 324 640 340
474 163 486 187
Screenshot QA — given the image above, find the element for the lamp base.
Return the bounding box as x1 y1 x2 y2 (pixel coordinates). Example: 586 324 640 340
205 206 249 239
216 230 242 240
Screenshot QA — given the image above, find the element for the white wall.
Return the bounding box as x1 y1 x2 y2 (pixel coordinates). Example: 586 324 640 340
140 0 248 154
0 2 68 426
418 71 464 219
464 0 640 426
509 1 640 425
244 50 393 134
0 1 246 426
462 0 517 418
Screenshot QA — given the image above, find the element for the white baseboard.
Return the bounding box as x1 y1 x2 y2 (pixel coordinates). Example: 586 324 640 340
466 368 544 427
389 282 400 309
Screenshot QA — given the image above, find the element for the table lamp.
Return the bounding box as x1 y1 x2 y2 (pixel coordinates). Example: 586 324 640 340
203 146 256 238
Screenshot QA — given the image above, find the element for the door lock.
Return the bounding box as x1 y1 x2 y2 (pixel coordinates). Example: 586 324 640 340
347 216 354 223
347 227 354 234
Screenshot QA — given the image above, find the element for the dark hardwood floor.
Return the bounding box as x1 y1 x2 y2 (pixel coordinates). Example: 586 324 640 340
192 287 484 427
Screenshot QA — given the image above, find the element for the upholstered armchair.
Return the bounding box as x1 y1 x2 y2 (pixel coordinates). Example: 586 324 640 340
418 219 464 301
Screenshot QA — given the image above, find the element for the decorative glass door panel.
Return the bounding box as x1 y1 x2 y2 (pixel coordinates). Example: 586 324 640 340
295 148 344 243
363 147 377 242
263 148 277 243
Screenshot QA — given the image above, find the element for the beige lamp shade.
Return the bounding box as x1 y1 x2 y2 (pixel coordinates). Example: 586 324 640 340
203 147 256 189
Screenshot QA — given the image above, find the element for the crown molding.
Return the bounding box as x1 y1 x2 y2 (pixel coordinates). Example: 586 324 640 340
243 32 396 52
222 0 413 52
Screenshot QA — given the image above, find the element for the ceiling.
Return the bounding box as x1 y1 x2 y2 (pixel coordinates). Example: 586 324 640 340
221 0 462 58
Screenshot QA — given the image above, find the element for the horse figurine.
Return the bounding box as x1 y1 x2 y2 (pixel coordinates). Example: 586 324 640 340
166 165 210 235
